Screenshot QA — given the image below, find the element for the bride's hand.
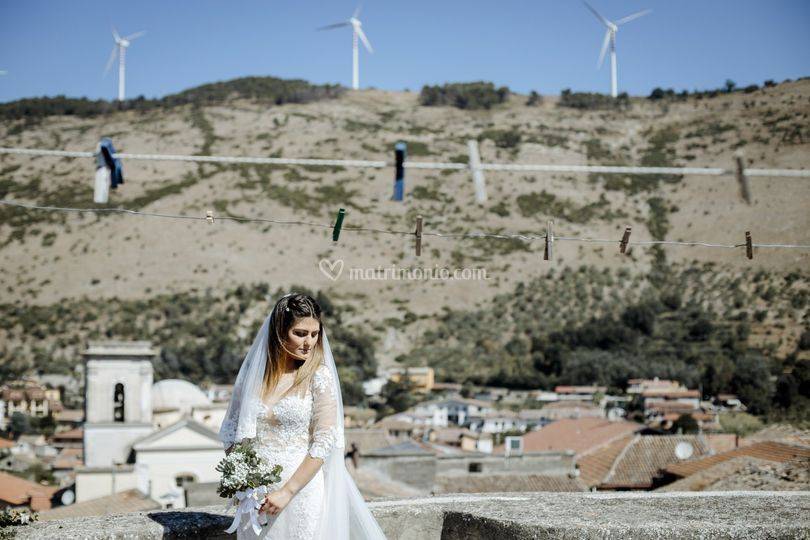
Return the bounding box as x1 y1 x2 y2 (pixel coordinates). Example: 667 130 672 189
261 487 293 515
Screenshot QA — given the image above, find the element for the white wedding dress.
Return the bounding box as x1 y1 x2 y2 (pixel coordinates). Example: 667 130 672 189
220 306 386 540
237 366 339 540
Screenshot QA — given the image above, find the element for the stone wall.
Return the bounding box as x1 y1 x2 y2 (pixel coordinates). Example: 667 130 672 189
5 491 809 539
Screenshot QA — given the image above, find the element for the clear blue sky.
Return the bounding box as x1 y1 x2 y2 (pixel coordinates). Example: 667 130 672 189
0 1 808 102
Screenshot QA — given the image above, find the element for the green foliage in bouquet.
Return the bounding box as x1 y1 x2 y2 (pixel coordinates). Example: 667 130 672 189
0 507 38 527
216 441 283 499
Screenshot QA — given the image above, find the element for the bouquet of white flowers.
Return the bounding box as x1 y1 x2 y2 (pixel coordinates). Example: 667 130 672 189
217 440 283 535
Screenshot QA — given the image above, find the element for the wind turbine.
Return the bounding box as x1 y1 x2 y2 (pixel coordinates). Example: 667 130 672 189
583 2 650 98
317 6 373 90
104 28 146 101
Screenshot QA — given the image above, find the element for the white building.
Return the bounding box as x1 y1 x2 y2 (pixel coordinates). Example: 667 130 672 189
76 341 224 509
468 410 525 434
411 398 494 427
83 342 155 469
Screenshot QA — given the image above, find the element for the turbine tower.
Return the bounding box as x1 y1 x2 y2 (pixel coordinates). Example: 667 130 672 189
318 6 374 90
583 2 650 97
104 28 146 101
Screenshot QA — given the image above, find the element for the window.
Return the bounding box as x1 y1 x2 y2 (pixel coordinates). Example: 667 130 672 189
468 462 482 473
113 383 125 423
504 436 523 457
175 473 197 488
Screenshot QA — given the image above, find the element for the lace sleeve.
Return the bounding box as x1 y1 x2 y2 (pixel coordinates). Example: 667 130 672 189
308 364 339 461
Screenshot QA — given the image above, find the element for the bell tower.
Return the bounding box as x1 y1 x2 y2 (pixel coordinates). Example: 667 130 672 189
83 341 156 467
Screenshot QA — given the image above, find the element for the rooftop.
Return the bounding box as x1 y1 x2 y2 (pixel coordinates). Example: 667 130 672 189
494 417 644 455
666 440 810 479
83 341 158 357
0 471 58 511
38 489 160 521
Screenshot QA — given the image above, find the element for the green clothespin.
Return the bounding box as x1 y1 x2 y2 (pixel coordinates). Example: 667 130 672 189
332 208 346 242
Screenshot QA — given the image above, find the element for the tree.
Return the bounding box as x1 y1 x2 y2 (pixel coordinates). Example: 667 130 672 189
9 412 31 437
30 414 56 436
648 87 665 100
724 79 737 93
731 352 773 415
621 303 657 335
719 411 763 437
377 376 417 417
774 373 799 409
671 413 699 434
526 91 543 106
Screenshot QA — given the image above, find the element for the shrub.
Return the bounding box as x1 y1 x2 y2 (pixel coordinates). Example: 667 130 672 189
0 76 345 122
419 81 510 110
719 411 763 437
479 128 522 149
558 89 630 110
526 91 543 106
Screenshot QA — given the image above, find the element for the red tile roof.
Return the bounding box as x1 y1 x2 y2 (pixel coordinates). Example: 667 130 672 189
601 435 712 489
641 389 700 398
554 386 606 394
50 427 83 441
646 401 700 412
665 441 810 478
0 471 58 511
0 437 14 449
494 418 644 455
705 434 738 454
39 489 160 520
575 435 635 488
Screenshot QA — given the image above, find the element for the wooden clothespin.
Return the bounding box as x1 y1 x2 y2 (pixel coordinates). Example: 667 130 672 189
332 208 346 242
414 215 423 256
620 226 632 254
735 152 751 205
544 220 554 261
206 210 214 224
745 231 753 260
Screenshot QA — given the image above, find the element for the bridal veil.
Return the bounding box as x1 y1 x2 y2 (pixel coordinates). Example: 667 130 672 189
219 305 386 540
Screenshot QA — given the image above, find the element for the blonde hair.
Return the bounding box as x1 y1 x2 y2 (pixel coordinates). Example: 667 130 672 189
262 293 325 401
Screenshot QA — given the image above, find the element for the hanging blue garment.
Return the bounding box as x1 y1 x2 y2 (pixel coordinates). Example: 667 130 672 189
97 137 124 189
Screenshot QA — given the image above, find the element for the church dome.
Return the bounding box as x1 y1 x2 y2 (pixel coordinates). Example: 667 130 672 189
152 379 211 413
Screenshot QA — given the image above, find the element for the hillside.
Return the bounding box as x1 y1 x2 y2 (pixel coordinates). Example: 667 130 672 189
0 77 808 414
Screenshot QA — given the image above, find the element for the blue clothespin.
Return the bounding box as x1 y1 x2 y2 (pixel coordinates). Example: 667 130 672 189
393 142 406 201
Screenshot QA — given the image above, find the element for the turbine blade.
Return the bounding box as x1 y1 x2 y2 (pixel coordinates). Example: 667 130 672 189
356 25 373 53
124 30 146 41
353 4 362 19
317 21 350 31
112 27 121 42
597 30 610 68
582 1 611 28
616 9 651 25
103 46 118 76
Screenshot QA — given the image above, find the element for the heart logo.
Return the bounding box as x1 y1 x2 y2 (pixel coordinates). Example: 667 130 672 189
319 259 344 281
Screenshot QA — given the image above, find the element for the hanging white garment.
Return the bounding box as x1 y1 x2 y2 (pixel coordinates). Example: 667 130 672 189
93 166 110 203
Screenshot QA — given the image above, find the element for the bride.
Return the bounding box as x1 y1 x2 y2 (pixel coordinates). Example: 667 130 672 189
219 293 387 539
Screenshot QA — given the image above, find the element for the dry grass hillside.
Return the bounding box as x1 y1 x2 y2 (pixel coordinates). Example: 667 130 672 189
0 79 808 386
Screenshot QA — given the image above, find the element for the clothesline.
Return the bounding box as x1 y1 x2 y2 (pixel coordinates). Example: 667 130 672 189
2 199 808 254
1 146 809 178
